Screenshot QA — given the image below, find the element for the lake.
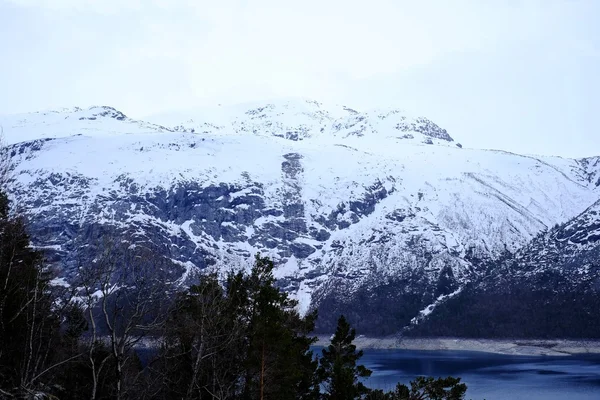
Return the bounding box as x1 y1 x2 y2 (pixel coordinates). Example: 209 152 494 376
359 349 600 400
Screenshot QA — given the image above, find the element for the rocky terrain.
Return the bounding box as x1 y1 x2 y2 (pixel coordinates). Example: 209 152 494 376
408 197 600 338
1 98 599 336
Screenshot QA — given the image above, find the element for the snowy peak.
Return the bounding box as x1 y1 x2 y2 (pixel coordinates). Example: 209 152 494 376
1 99 456 149
0 106 165 145
73 106 128 121
330 108 453 143
145 98 456 145
232 99 332 141
143 98 333 138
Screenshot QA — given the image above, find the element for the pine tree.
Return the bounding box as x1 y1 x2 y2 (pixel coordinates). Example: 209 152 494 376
236 254 320 400
159 254 320 400
317 315 372 400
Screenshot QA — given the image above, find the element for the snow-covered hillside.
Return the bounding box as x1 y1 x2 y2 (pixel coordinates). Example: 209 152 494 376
408 196 600 338
1 99 598 333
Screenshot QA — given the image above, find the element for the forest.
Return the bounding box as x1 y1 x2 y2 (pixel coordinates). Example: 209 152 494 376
406 263 600 339
0 190 467 399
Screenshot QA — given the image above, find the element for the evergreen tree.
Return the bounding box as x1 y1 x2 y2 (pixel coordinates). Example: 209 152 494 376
317 315 372 400
159 254 320 400
234 254 320 400
366 378 467 400
401 376 467 400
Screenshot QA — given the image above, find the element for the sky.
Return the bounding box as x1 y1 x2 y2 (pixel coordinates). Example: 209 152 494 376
0 0 598 158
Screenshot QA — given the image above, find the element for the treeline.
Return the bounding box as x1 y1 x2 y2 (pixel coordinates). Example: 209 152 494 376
407 268 600 338
0 190 467 399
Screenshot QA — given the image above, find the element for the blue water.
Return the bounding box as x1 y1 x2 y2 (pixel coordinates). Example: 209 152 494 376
359 350 600 400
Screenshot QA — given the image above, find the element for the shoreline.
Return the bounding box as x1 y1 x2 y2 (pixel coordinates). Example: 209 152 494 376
315 336 600 356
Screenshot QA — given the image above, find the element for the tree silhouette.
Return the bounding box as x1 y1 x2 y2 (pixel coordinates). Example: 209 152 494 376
318 315 372 400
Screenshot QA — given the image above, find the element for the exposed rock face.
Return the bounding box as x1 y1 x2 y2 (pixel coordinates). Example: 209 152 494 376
1 99 599 336
576 157 600 187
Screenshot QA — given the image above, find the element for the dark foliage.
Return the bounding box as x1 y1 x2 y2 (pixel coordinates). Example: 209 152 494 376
315 275 437 336
366 377 467 400
156 254 320 400
408 271 600 338
317 315 372 400
0 192 84 398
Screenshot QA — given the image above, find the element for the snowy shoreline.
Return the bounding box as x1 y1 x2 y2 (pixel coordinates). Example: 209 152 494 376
315 336 600 356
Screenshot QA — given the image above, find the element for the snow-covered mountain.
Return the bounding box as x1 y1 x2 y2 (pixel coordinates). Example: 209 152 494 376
1 99 599 335
409 197 600 338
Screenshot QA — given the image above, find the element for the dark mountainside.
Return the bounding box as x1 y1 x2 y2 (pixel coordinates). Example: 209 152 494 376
408 200 600 338
0 191 468 399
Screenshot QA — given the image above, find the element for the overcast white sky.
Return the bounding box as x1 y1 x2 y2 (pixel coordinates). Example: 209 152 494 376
1 0 598 158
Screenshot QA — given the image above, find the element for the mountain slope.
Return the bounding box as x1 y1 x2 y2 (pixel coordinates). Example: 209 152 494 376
408 199 600 338
1 99 598 334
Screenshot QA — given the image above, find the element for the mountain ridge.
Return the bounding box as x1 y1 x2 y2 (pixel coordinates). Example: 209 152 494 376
1 99 599 335
407 197 600 338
